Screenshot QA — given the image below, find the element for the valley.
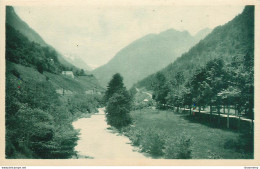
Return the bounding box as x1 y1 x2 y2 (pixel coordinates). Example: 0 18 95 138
4 5 254 160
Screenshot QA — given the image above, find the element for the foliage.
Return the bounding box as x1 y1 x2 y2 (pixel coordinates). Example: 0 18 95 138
152 72 169 109
5 15 103 159
106 90 132 129
125 108 253 159
6 24 65 74
5 63 103 159
68 94 101 115
139 127 167 156
105 73 132 129
104 73 125 102
164 133 192 159
135 6 254 120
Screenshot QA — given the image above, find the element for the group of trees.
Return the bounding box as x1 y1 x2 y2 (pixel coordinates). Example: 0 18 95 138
5 64 103 158
6 24 66 74
5 68 79 158
135 6 254 124
104 73 132 129
152 53 254 122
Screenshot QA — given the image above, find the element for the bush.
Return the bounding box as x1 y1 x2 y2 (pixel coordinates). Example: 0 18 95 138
106 91 132 129
139 128 167 156
11 68 20 78
125 127 144 146
164 132 192 159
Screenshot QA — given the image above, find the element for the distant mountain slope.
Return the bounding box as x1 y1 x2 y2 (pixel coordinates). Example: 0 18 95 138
93 28 210 88
194 28 212 41
65 55 93 71
5 6 104 93
136 6 253 90
6 6 47 46
6 6 80 69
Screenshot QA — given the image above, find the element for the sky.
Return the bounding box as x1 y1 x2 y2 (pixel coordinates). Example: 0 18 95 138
14 5 244 69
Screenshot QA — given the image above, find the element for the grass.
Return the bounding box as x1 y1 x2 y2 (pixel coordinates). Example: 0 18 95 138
6 62 103 159
127 108 253 159
8 61 104 94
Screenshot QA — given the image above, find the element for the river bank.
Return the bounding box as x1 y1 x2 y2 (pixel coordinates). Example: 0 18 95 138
72 108 148 159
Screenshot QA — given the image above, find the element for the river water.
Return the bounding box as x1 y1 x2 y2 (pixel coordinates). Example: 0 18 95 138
72 108 148 159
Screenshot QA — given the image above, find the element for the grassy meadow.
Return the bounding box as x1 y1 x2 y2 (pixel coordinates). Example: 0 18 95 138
123 108 253 159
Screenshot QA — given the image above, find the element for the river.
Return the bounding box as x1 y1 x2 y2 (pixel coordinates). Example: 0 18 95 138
72 108 148 159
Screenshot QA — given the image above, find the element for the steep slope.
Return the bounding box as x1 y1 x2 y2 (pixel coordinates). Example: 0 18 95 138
6 21 104 93
6 6 47 46
194 28 212 42
136 6 254 90
5 8 104 159
93 28 210 88
65 56 93 71
6 6 79 69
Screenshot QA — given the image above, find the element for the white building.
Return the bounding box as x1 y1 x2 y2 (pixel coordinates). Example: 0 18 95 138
62 71 74 78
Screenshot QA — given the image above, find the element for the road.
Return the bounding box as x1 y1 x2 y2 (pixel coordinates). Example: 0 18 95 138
135 87 152 98
72 108 148 159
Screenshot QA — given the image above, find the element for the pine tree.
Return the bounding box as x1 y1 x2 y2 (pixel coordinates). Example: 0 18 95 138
104 73 124 102
105 73 132 129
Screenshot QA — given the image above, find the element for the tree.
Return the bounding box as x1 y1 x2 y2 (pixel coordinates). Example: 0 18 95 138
105 73 132 129
104 73 125 102
218 87 240 128
152 72 169 109
182 86 192 115
106 89 132 129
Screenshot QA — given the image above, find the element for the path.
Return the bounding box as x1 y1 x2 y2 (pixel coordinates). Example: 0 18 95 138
72 108 148 159
181 108 253 122
135 87 152 98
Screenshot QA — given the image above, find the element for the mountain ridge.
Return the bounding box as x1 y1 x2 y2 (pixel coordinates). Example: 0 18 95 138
135 6 252 90
93 27 211 88
6 6 92 70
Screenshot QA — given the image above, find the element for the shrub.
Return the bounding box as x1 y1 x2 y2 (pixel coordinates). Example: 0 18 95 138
106 91 132 129
126 127 144 146
164 132 192 159
140 128 167 156
11 68 20 78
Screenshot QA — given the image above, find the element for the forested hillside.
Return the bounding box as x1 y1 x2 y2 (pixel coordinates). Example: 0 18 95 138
93 28 211 88
5 7 104 158
135 6 254 119
6 6 82 70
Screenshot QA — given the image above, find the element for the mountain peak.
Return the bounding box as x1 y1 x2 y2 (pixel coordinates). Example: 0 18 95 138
6 6 47 46
93 27 206 88
159 28 191 37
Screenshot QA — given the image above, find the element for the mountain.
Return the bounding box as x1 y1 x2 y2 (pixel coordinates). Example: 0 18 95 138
64 54 93 71
194 28 212 41
6 6 79 69
5 6 104 159
6 6 47 46
93 28 211 88
135 6 253 90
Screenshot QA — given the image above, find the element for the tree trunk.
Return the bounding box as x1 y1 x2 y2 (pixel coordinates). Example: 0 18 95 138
189 105 192 116
210 105 212 122
227 105 230 129
223 105 226 114
199 106 201 118
218 106 220 126
177 107 179 113
238 110 241 131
